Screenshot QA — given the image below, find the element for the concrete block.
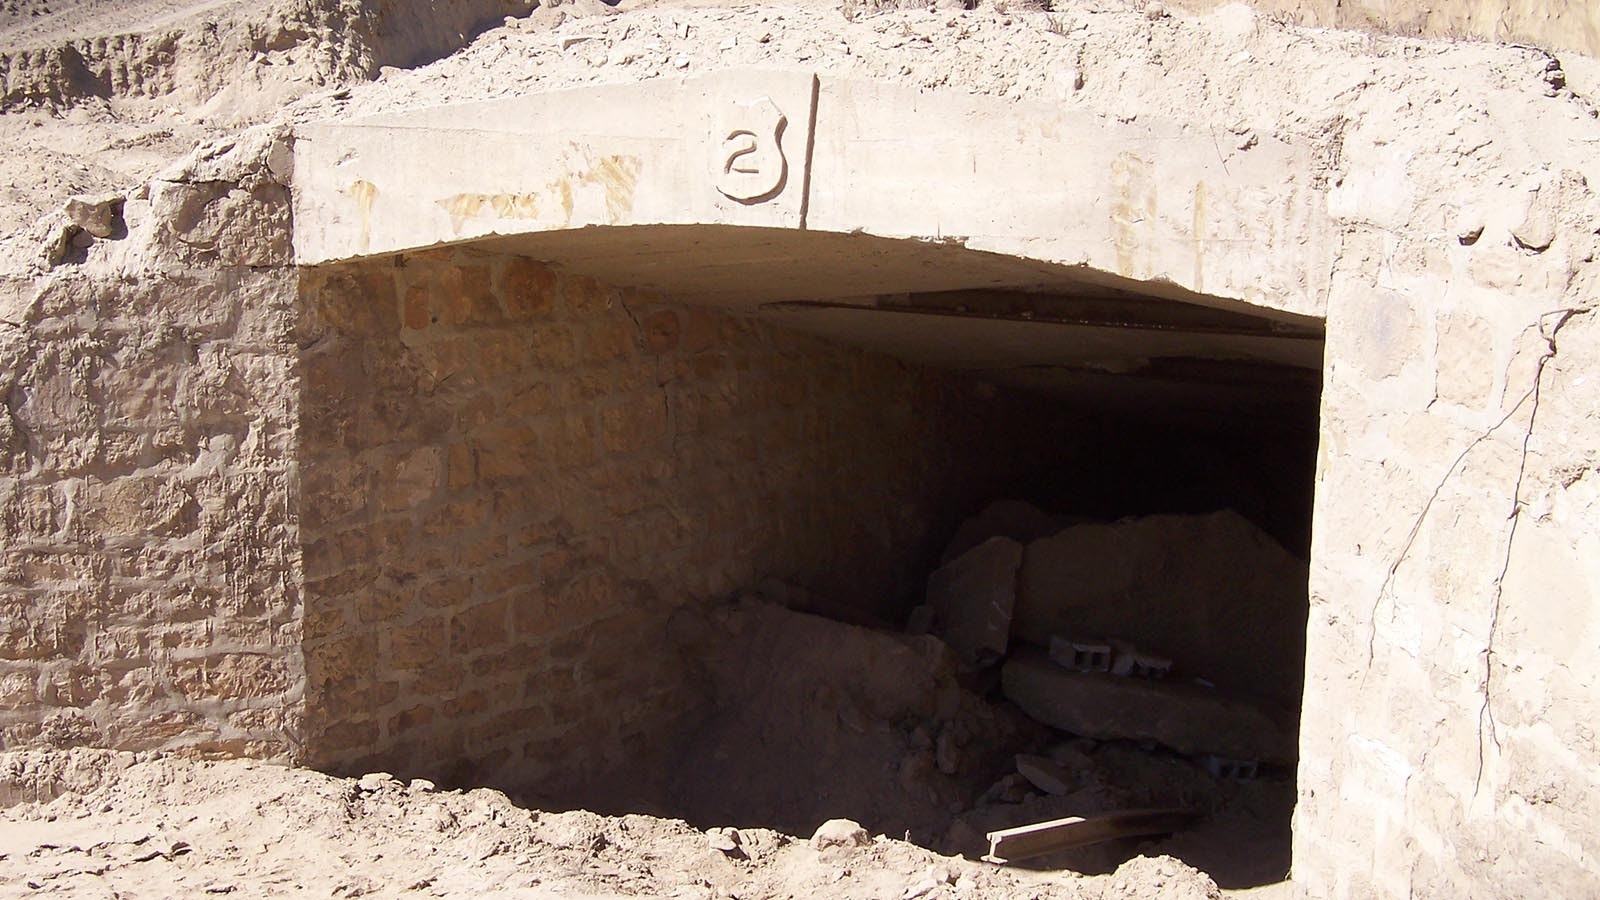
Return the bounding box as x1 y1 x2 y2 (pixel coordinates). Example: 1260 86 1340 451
1048 635 1112 673
1001 649 1294 763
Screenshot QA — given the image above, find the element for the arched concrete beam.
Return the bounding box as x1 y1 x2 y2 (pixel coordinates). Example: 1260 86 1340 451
292 69 1334 321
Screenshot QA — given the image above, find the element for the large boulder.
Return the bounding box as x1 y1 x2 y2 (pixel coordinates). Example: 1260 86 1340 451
1014 510 1308 706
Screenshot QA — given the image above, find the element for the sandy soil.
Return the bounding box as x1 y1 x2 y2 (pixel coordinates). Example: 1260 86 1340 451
0 0 251 45
0 748 1225 899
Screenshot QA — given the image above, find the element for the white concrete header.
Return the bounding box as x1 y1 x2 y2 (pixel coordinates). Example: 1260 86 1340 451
292 69 1335 319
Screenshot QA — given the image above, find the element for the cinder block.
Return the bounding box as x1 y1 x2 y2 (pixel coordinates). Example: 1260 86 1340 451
1049 635 1113 673
1200 754 1259 781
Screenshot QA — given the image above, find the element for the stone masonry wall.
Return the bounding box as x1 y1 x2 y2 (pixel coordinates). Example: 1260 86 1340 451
296 251 980 796
0 129 303 759
1293 106 1600 896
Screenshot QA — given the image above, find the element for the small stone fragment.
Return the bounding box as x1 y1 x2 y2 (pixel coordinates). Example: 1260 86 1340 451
1512 182 1557 252
707 826 744 855
357 772 395 792
812 818 870 850
41 223 80 266
1015 753 1074 796
408 778 436 792
63 193 123 238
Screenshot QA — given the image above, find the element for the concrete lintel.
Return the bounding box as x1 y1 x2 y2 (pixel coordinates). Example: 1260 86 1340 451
292 68 1335 320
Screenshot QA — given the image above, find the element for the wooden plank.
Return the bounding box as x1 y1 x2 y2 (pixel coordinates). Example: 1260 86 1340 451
982 808 1200 864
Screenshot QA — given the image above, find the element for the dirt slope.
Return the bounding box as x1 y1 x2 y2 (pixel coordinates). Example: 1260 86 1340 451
3 0 1596 245
0 748 1222 899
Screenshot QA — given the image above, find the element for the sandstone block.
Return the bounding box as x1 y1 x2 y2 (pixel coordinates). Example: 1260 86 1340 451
427 264 499 328
1001 649 1294 763
499 257 557 318
171 653 288 702
599 394 668 454
389 617 448 669
924 536 1022 667
450 598 510 654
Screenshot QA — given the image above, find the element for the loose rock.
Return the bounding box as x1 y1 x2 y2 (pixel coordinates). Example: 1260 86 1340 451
811 818 870 850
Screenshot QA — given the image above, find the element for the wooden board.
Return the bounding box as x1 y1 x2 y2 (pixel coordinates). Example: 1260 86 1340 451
982 808 1199 864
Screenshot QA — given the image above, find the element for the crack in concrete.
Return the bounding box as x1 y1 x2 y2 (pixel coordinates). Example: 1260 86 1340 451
1474 306 1585 796
1364 309 1584 674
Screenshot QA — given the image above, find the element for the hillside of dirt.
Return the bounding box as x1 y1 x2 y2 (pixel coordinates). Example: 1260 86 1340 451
3 0 1597 254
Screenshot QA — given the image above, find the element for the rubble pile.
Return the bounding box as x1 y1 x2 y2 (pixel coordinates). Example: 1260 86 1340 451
903 502 1303 879
913 502 1306 773
645 502 1302 884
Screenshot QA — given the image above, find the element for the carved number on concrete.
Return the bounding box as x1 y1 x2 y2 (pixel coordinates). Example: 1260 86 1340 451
715 97 788 203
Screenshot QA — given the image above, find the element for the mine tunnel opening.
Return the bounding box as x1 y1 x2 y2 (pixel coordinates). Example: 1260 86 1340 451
298 232 1322 890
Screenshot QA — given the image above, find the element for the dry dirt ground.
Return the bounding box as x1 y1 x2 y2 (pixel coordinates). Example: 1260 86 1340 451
0 748 1227 899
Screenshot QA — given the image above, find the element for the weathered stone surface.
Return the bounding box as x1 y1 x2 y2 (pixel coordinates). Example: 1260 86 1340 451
924 536 1022 667
1001 650 1295 763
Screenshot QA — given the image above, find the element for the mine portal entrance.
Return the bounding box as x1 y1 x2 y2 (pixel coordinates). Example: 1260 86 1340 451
300 230 1322 890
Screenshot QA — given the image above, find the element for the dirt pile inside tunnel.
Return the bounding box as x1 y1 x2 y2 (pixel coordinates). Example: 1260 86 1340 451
519 501 1305 890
